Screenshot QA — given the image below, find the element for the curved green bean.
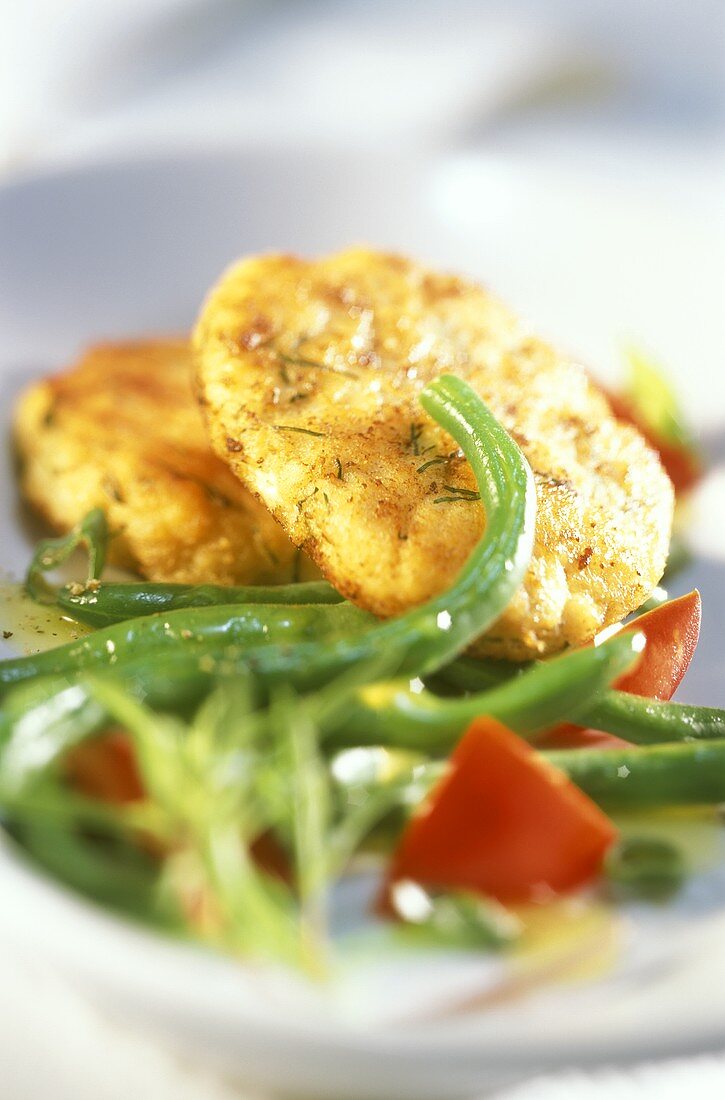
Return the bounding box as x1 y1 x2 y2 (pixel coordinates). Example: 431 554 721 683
56 579 344 628
584 690 725 745
442 653 725 750
334 631 642 751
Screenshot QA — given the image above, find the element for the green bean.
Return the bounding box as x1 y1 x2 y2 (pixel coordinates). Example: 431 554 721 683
56 581 523 696
433 654 523 693
3 631 721 791
604 837 686 901
377 375 534 677
0 646 400 792
442 655 725 749
392 891 519 951
0 631 640 792
56 580 344 628
23 506 341 630
17 820 173 927
584 691 725 745
663 532 693 584
1 377 535 692
546 739 725 808
0 601 375 693
0 649 232 790
333 631 642 751
23 508 344 628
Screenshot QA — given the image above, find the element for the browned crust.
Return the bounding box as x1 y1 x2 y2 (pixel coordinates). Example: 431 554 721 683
13 338 311 585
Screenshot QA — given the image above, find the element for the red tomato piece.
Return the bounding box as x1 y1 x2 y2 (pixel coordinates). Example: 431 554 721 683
538 591 701 750
66 730 144 804
615 589 701 700
385 717 618 904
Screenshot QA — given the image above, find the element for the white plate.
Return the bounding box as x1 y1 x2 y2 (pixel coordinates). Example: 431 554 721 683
0 149 724 1099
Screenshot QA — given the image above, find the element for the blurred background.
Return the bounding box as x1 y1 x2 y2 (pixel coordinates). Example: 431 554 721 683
1 2 724 1098
1 0 724 175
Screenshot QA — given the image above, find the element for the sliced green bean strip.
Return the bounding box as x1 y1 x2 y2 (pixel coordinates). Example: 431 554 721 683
0 682 109 789
56 579 344 628
585 691 725 745
0 649 405 792
1 378 535 692
332 632 642 751
546 739 725 808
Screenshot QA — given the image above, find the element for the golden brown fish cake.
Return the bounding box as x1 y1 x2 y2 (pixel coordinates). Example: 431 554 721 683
14 338 309 585
194 248 674 660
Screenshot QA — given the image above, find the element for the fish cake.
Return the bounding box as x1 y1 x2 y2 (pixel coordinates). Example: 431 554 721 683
194 248 674 660
14 338 308 585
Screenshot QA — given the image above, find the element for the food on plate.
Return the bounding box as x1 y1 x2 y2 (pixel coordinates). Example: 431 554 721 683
383 715 619 904
194 247 674 659
0 247 721 993
2 376 533 695
14 338 308 586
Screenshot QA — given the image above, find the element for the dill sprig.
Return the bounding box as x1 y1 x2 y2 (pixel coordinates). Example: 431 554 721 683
0 653 423 974
433 485 482 505
277 352 359 381
417 456 447 474
273 425 327 438
408 422 424 456
442 484 480 500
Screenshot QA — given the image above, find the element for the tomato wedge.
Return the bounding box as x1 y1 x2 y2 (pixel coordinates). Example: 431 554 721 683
385 717 618 904
615 590 701 699
66 730 144 804
538 591 701 750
